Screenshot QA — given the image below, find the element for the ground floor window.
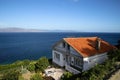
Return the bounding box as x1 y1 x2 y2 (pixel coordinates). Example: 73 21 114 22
74 58 82 67
54 52 60 61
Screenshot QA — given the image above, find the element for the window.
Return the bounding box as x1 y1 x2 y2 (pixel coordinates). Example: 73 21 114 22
62 42 65 48
67 44 70 50
74 58 82 67
54 52 60 61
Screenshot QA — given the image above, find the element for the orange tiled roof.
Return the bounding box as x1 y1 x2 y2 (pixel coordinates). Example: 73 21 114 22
64 37 115 57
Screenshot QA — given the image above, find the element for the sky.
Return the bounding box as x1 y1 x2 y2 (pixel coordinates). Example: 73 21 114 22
0 0 120 32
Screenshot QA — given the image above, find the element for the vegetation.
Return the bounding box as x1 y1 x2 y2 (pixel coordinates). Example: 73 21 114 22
35 57 49 72
18 76 25 80
61 72 73 80
30 73 43 80
108 49 120 61
0 59 30 73
1 69 21 80
27 63 36 72
0 57 50 80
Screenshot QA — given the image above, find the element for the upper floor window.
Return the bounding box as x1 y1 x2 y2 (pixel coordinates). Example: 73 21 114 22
74 58 82 67
67 44 70 50
54 52 60 61
62 42 65 48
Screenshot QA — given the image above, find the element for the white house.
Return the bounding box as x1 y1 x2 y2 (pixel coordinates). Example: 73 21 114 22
52 37 115 74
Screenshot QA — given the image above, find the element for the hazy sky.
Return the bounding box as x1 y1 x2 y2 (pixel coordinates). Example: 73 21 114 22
0 0 120 32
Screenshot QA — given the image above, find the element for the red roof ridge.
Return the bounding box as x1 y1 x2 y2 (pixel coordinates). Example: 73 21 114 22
63 36 98 39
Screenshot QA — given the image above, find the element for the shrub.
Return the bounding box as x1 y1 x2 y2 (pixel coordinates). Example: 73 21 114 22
0 59 30 72
2 69 21 80
35 57 49 72
61 72 73 80
108 49 120 61
30 73 43 80
76 77 81 80
18 75 24 80
23 59 30 67
27 64 35 72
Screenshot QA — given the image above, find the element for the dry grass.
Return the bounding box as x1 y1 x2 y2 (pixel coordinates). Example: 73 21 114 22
22 70 35 80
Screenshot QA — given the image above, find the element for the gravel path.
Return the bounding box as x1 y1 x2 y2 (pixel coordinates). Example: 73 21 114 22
109 69 120 80
45 68 65 80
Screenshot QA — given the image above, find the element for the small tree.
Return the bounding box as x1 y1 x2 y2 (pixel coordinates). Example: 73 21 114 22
27 64 35 72
35 57 49 72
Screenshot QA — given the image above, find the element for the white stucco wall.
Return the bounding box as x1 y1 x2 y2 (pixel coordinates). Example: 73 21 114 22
52 41 83 74
52 50 65 67
83 52 108 71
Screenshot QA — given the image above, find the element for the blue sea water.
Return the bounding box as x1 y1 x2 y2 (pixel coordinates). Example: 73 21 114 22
0 32 120 64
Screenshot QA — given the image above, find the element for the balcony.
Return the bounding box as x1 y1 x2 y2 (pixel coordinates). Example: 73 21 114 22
54 47 70 54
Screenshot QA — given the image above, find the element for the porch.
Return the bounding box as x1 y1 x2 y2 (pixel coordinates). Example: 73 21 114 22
65 64 81 74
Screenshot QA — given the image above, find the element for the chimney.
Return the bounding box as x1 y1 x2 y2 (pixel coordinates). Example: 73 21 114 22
96 38 101 50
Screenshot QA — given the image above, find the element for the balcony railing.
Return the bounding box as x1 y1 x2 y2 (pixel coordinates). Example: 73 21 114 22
54 47 70 54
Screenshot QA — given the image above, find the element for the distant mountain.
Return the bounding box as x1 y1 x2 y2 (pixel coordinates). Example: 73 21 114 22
49 30 76 32
0 27 46 32
0 27 76 32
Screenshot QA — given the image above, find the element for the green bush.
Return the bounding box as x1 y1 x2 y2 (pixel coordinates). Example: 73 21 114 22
30 73 43 80
61 72 73 80
18 75 24 80
35 57 49 72
1 69 21 80
76 77 81 80
27 64 35 72
0 59 30 72
108 49 120 61
22 59 30 67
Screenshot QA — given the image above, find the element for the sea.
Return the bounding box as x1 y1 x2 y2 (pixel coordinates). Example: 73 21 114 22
0 32 120 64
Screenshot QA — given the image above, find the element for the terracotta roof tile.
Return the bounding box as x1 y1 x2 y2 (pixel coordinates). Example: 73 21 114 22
64 37 115 57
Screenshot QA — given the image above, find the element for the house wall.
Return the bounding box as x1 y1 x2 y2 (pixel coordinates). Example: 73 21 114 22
52 50 65 67
52 41 83 74
83 52 108 71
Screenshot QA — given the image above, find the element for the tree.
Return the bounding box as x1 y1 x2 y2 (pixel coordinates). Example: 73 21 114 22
35 57 49 72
